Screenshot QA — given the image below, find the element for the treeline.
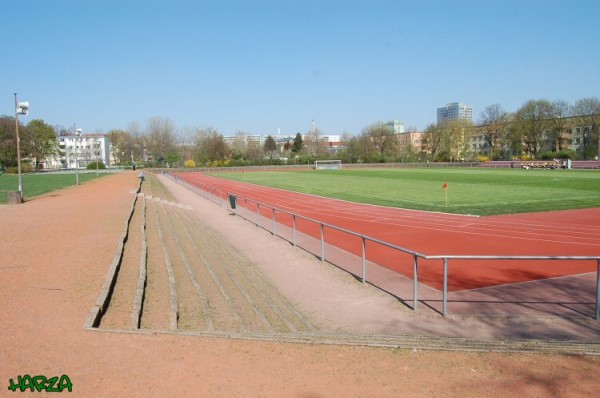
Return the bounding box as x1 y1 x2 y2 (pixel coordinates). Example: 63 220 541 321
1 97 598 171
0 117 58 171
106 120 318 167
342 97 600 163
420 97 600 162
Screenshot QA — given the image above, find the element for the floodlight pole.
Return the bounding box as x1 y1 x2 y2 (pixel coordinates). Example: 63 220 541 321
14 93 23 197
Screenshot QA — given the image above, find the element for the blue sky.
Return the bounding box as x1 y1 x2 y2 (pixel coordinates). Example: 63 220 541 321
2 0 599 136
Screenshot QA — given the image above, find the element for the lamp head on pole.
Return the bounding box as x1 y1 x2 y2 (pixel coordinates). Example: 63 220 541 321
16 101 29 115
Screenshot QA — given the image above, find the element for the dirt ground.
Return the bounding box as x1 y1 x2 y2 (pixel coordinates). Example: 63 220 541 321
0 171 598 397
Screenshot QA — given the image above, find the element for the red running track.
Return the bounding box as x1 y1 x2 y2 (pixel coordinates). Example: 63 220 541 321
174 172 600 292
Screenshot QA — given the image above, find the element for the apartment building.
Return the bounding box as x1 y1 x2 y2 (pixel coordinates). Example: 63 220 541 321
437 102 473 125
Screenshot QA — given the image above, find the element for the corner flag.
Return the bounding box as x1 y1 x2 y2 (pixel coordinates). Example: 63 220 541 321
442 182 448 206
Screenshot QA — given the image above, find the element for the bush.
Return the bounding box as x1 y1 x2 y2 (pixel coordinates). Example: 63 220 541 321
4 162 32 174
538 150 575 160
184 159 196 168
86 162 106 170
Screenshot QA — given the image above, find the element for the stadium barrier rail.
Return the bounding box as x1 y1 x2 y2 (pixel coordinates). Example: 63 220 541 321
168 173 600 320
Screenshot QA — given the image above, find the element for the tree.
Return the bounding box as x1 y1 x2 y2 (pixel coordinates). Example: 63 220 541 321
0 117 18 168
146 117 177 165
27 119 58 169
304 126 327 157
421 124 449 161
446 119 474 161
291 132 304 153
357 132 378 162
364 123 398 158
512 99 553 157
127 121 145 163
478 104 509 158
548 100 571 152
107 129 130 165
194 127 230 163
245 140 263 162
572 97 600 159
263 135 277 159
338 136 361 163
0 116 32 168
178 126 196 167
231 131 249 159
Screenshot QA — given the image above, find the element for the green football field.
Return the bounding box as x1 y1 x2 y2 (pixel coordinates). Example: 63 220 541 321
0 172 105 203
210 167 600 216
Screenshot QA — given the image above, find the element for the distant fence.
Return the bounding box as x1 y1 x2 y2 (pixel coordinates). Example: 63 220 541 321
172 162 480 174
167 172 600 320
164 160 600 174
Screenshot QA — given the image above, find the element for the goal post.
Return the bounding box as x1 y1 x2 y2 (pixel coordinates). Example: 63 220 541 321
314 160 342 170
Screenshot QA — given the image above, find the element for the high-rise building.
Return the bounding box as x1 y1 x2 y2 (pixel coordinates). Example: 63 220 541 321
437 102 473 125
385 120 405 134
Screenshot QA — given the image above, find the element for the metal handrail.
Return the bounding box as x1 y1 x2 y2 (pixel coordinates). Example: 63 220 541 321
169 173 600 320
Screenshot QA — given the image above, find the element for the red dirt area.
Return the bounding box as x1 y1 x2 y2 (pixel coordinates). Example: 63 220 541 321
173 173 600 291
0 171 598 397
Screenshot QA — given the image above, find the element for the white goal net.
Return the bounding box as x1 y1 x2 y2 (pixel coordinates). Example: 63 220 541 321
314 160 342 170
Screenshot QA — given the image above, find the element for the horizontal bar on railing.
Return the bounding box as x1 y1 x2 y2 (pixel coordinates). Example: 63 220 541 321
424 255 600 261
229 194 427 259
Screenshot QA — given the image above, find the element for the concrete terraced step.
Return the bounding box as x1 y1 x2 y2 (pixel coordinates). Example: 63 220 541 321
89 173 600 355
154 193 317 334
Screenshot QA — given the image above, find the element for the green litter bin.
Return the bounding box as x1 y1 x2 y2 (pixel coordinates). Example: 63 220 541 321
228 194 237 209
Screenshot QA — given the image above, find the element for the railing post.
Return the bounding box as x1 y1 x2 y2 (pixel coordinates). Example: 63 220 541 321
443 258 448 317
413 255 418 311
292 214 297 246
596 258 600 320
272 208 276 236
361 236 366 283
256 203 260 227
321 223 325 262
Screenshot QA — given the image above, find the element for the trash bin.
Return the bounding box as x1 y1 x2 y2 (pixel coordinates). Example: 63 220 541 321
228 194 237 210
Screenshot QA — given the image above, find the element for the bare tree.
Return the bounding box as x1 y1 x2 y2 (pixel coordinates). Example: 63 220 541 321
363 123 398 157
146 117 177 164
304 128 327 157
420 124 442 160
178 126 196 167
547 100 571 152
127 121 145 163
231 131 249 159
479 104 509 158
572 97 600 158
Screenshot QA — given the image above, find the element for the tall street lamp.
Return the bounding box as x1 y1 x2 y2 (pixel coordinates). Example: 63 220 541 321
14 93 29 200
75 126 82 185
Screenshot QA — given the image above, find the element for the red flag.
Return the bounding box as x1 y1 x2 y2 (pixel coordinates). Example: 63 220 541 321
442 182 448 189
